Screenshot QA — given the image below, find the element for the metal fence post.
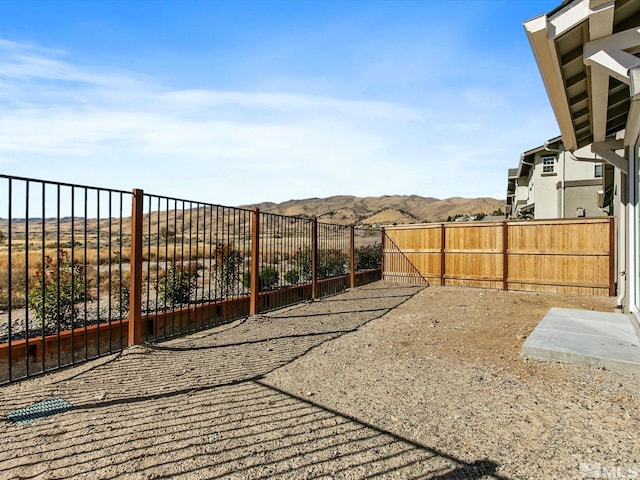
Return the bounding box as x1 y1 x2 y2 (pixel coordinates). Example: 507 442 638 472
250 208 260 315
312 217 318 299
128 188 144 346
350 225 356 289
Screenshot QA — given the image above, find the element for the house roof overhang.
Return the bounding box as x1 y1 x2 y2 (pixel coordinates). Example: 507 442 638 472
524 0 640 152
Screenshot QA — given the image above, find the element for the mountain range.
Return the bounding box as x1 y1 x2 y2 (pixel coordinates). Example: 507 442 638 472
243 195 505 226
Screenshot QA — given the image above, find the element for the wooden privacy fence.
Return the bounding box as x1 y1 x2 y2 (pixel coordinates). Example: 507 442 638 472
382 217 615 296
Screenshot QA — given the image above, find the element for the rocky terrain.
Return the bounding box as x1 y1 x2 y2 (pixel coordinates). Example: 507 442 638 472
1 282 637 479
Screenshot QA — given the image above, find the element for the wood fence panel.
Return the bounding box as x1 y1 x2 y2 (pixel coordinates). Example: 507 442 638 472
444 222 504 289
506 218 611 295
383 218 614 296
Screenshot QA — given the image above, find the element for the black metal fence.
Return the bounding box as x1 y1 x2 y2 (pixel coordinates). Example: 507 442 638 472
139 194 253 343
0 174 132 384
0 175 382 384
316 222 351 298
256 212 313 311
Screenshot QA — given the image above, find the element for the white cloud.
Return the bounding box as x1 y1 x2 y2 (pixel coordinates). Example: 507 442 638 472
0 36 556 205
159 90 421 120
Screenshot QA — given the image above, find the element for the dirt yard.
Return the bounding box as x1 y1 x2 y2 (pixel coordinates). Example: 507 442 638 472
0 282 638 479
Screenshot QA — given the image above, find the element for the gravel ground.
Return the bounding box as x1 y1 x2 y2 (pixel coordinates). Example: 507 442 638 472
0 282 638 480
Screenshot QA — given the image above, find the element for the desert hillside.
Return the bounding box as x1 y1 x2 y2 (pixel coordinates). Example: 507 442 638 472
243 195 505 225
0 195 505 236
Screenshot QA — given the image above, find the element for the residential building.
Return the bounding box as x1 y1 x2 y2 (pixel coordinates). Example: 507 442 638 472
524 0 640 318
507 136 612 219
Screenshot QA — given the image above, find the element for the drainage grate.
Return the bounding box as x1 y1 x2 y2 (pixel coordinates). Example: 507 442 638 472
7 397 73 425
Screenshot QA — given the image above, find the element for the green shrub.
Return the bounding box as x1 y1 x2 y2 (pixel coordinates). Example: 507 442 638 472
291 247 313 282
28 249 93 327
284 269 300 285
213 243 243 296
111 272 130 317
355 243 382 270
156 263 198 305
286 247 348 281
242 266 279 290
318 249 348 278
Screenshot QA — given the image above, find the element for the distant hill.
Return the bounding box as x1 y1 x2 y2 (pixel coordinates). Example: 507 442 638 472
243 195 505 225
0 196 506 239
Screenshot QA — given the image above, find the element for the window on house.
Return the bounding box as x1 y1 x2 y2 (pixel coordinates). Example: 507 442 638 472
542 156 555 174
594 163 603 178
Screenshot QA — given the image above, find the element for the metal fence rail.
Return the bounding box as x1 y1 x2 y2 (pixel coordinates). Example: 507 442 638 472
0 176 382 384
0 174 132 384
317 222 351 298
139 193 253 343
256 212 313 312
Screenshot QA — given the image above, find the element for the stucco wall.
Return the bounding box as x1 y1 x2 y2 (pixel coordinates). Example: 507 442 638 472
562 183 606 218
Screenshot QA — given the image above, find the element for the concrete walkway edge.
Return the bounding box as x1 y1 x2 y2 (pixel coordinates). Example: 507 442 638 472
522 307 640 372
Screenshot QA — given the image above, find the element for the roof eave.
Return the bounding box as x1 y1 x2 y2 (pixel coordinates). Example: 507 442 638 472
524 14 579 151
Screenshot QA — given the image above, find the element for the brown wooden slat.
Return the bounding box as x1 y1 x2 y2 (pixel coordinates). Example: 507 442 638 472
382 218 614 296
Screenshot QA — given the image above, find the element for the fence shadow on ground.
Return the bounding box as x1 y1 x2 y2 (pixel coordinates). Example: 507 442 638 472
0 283 509 479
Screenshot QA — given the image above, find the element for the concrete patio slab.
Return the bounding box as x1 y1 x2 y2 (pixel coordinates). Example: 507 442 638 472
522 307 640 371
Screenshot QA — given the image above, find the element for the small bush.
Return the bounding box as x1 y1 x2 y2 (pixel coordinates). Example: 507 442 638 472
318 249 348 278
213 243 243 296
355 243 382 270
284 269 300 285
111 272 130 318
291 247 312 282
286 247 348 281
156 263 198 305
28 249 93 327
242 266 279 290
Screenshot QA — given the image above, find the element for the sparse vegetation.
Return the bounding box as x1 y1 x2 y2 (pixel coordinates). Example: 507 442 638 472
159 227 176 242
213 243 243 297
111 271 130 317
318 249 348 278
284 269 301 285
446 214 466 222
156 263 198 305
242 266 280 290
27 249 93 327
355 243 382 270
288 247 313 283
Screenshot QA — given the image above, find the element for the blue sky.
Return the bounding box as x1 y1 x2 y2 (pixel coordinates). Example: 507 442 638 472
0 0 561 206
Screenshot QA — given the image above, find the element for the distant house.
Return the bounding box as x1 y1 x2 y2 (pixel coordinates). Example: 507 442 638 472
481 214 506 222
506 136 612 219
